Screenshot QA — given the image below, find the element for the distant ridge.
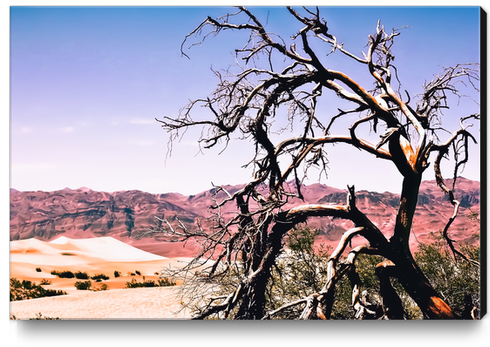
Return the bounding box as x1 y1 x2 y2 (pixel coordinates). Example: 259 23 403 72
10 177 480 257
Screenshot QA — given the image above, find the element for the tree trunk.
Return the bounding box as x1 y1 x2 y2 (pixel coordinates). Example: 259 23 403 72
376 260 404 319
236 218 295 319
390 174 422 252
395 254 456 319
235 273 269 320
389 174 456 319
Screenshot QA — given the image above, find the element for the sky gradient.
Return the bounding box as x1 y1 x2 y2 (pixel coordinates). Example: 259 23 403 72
10 6 482 195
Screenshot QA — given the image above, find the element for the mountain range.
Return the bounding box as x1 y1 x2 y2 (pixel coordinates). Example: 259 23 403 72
10 177 481 257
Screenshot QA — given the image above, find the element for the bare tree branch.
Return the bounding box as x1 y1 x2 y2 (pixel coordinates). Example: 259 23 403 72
158 6 480 320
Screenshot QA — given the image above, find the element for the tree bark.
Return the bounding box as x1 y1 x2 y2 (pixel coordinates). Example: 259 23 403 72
394 254 456 319
390 174 422 252
389 174 456 319
376 260 404 319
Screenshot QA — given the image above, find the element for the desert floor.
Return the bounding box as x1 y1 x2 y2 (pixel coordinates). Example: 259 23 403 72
9 236 197 319
10 286 190 319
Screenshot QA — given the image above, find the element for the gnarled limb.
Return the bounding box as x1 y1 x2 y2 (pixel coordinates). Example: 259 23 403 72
348 262 382 319
431 116 480 266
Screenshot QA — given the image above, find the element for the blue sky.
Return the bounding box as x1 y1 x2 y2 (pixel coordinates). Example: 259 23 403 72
9 6 482 195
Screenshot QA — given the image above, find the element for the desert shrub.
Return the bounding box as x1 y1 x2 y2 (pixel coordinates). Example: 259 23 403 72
125 278 156 288
10 278 22 289
236 227 477 320
114 270 121 278
35 267 42 272
74 280 92 290
50 270 78 278
415 233 480 318
92 283 109 291
127 279 147 288
158 278 176 287
143 280 156 287
10 277 67 301
30 312 61 320
43 289 67 297
91 273 109 281
53 270 75 278
21 280 34 290
135 270 141 276
125 278 176 289
75 271 89 279
260 227 421 319
11 313 61 320
264 227 335 319
125 278 144 288
40 279 52 285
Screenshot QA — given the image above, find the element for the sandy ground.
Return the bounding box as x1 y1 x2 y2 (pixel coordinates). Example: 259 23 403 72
9 236 203 319
10 286 190 319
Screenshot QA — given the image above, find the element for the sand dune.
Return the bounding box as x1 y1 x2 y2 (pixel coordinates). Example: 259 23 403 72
9 236 204 319
11 236 167 262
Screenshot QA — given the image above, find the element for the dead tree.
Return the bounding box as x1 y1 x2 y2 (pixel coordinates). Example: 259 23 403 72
156 7 480 319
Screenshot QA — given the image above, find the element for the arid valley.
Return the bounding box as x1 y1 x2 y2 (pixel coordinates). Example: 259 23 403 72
10 178 481 319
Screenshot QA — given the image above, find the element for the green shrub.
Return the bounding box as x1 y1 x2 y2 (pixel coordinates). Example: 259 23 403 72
125 278 146 288
43 289 67 297
74 271 89 279
261 227 480 320
21 280 33 290
59 270 75 278
30 312 61 320
125 277 176 289
125 278 138 288
10 277 67 301
11 313 61 320
92 283 109 291
125 278 154 288
52 270 75 278
144 280 156 287
158 278 177 287
415 235 480 318
51 270 78 278
91 274 109 281
74 280 92 290
10 278 22 289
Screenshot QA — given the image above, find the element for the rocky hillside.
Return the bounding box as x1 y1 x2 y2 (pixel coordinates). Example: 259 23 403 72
10 177 480 257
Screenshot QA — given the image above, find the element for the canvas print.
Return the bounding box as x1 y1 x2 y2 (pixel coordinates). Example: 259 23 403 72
10 6 484 320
